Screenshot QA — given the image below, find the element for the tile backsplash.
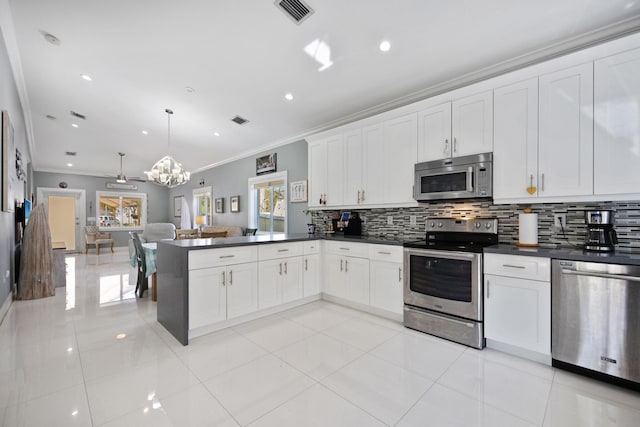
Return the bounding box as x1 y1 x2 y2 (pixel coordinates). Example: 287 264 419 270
310 200 640 253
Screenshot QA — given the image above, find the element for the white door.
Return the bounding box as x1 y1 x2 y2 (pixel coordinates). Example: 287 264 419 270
303 254 320 296
189 267 227 329
538 63 594 197
325 135 345 206
281 256 303 303
307 141 327 208
324 253 346 298
257 259 282 309
226 262 258 319
418 102 452 161
493 78 539 200
452 91 494 157
370 260 403 315
344 256 370 305
383 113 418 204
344 129 363 205
362 124 384 205
37 187 86 252
594 47 640 196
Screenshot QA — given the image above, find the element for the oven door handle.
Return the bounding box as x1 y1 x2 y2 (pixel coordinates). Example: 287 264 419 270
415 309 476 328
466 167 474 192
404 248 481 262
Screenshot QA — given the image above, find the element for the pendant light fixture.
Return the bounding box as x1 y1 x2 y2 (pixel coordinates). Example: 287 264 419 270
145 108 190 188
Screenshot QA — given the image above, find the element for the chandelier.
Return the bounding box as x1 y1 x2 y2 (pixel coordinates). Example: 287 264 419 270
145 108 191 188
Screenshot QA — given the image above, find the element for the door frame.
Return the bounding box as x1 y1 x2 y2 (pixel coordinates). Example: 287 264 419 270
36 187 86 253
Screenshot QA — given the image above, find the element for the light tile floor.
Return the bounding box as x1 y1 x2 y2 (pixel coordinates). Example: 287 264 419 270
1 248 640 426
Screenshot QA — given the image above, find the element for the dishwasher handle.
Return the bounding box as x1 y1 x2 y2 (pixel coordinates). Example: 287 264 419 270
561 269 640 283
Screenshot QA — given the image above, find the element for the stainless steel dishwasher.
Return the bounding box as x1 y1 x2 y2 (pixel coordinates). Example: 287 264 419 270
552 259 640 388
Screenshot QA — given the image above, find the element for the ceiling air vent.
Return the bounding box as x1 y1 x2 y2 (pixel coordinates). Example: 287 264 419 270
275 0 314 25
231 115 249 125
70 110 86 120
65 151 77 156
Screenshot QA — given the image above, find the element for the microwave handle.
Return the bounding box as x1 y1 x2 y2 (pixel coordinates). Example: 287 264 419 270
466 167 473 192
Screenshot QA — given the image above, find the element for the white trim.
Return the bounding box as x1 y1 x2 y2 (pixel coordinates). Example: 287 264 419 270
192 186 212 225
248 171 288 234
37 187 86 252
0 292 12 327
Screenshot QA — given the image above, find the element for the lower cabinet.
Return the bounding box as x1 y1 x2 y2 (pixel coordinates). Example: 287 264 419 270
484 254 551 357
188 261 258 330
303 254 320 296
258 257 303 309
324 252 370 305
370 260 403 315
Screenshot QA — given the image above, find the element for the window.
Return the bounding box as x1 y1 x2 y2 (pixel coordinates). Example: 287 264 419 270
193 186 212 226
96 191 147 230
248 171 287 235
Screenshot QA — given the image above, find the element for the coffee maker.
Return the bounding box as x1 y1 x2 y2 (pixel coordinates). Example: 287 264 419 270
584 210 618 252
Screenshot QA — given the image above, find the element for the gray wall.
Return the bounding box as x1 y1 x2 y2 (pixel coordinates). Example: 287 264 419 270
33 172 172 247
169 140 309 234
0 30 29 304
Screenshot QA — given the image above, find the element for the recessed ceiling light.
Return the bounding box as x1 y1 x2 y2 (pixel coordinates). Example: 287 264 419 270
213 132 220 137
41 31 61 46
67 163 73 167
80 74 92 81
379 40 391 52
284 93 294 101
142 130 148 135
71 123 79 128
46 114 56 120
116 333 127 340
185 86 195 93
71 410 79 416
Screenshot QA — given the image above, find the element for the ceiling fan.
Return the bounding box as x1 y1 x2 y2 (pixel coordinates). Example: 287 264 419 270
112 152 146 183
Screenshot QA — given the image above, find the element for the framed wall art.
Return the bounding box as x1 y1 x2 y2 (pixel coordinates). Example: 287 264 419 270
2 110 15 212
174 196 183 217
290 180 308 202
230 195 240 213
256 153 277 175
215 197 224 213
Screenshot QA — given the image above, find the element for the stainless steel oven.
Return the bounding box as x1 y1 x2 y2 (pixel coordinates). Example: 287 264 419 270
414 152 492 201
403 218 498 349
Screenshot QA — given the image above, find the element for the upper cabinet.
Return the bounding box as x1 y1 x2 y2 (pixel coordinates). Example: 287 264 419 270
418 91 493 162
383 114 418 204
308 134 344 208
594 47 640 196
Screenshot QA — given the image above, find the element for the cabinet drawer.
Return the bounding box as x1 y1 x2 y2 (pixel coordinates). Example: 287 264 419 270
189 246 258 270
303 240 320 254
258 242 303 261
368 244 403 262
324 240 369 258
484 253 550 281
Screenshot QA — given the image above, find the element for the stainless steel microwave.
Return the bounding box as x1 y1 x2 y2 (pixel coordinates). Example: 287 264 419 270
414 153 493 201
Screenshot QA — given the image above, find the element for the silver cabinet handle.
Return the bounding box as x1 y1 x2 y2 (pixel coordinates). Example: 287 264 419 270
229 270 233 285
443 139 449 154
277 249 289 252
453 137 457 153
340 259 343 272
398 267 402 282
339 247 350 251
466 167 473 192
378 251 391 255
220 255 235 259
361 189 365 202
561 269 640 283
486 280 490 298
541 173 545 191
279 263 282 275
284 261 287 274
222 271 226 286
345 260 348 273
357 190 361 204
305 258 308 271
503 264 526 269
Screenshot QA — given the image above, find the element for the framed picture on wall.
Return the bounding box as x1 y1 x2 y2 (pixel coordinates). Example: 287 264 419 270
174 196 182 217
230 195 240 213
215 197 224 213
256 153 277 175
290 180 307 202
2 110 15 213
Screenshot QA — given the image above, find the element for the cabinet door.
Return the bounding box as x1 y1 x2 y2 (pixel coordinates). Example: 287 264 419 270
539 63 593 197
308 141 327 208
345 256 370 305
324 253 346 298
485 274 550 355
418 102 452 161
303 254 320 296
383 113 418 204
452 91 493 157
370 260 403 315
594 47 640 195
325 135 345 206
362 124 384 205
258 259 282 310
189 267 227 329
344 129 364 205
493 79 539 200
226 262 258 319
282 257 303 303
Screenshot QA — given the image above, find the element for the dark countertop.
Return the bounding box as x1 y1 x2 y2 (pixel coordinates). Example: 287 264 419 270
158 233 405 250
484 244 640 266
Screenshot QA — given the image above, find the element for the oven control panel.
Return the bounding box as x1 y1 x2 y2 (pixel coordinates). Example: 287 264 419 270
426 218 497 233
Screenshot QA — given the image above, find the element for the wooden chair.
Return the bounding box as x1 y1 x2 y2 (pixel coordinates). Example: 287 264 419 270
84 226 114 255
201 231 227 238
130 232 148 297
176 228 199 239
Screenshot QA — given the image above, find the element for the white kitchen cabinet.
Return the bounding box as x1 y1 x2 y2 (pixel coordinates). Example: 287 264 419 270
493 78 539 200
594 47 640 196
538 63 593 197
325 136 345 206
189 266 227 329
361 124 384 205
418 91 493 162
323 242 370 305
282 257 303 303
344 129 364 206
308 134 343 207
369 245 404 315
258 258 284 309
308 140 327 208
383 113 418 204
225 262 259 319
303 241 321 297
324 252 346 298
258 242 304 309
484 254 551 358
343 256 370 305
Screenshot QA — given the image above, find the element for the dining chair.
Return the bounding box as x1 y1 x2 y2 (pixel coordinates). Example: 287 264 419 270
201 231 227 238
130 232 148 297
244 228 257 236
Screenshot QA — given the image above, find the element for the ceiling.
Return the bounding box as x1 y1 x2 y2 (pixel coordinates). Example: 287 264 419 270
5 0 640 180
